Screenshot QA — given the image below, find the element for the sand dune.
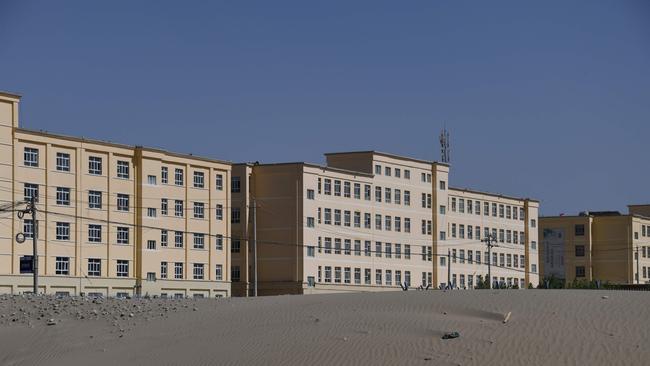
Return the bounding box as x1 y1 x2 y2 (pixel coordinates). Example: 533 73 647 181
0 290 648 365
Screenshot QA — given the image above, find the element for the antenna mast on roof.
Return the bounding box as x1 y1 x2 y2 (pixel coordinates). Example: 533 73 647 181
440 126 450 163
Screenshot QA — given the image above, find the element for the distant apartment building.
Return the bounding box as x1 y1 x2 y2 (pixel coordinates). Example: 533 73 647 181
540 205 650 285
231 151 539 296
0 92 231 297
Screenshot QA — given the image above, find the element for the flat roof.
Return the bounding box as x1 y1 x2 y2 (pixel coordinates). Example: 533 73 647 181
0 90 22 99
254 161 374 177
324 150 448 167
449 186 539 203
16 128 232 165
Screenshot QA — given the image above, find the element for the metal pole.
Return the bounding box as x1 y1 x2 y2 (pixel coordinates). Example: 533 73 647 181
252 198 257 297
447 249 451 289
636 246 639 285
487 235 492 290
31 196 38 294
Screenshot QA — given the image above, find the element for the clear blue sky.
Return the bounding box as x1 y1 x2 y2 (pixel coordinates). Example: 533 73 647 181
1 1 648 215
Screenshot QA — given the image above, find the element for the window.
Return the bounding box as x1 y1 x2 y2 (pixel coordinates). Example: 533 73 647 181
193 264 205 280
475 201 481 215
375 164 381 175
24 183 39 202
88 156 102 175
575 245 585 257
307 189 315 200
335 267 342 283
23 219 36 239
354 183 361 199
440 231 446 240
175 231 184 248
324 208 332 225
88 224 101 243
404 170 411 179
324 266 332 283
385 166 391 176
385 188 391 203
575 224 585 236
421 193 427 208
161 167 168 184
364 241 371 256
375 242 382 257
193 233 205 249
334 180 341 196
24 147 39 167
55 257 69 275
175 262 184 279
531 264 537 273
56 187 70 206
117 161 129 179
395 216 401 232
499 204 504 218
147 208 157 217
531 219 537 228
175 168 184 186
344 210 351 227
318 178 322 194
307 217 315 228
375 186 382 202
215 264 223 280
307 246 315 257
117 227 129 244
354 211 361 227
459 199 465 213
216 204 223 220
161 262 168 279
334 239 341 254
230 239 241 253
160 230 168 247
364 184 371 200
116 260 129 277
147 272 156 282
421 173 426 182
56 152 70 171
174 200 184 217
88 259 101 277
405 218 411 233
354 240 361 256
376 269 382 285
193 202 205 219
575 266 585 278
385 243 392 258
440 205 446 215
364 269 371 284
520 208 525 220
117 194 129 211
355 268 361 284
89 190 102 209
147 240 156 250
334 209 341 226
232 206 241 223
506 206 511 219
364 213 371 229
375 214 382 230
491 203 497 217
324 238 332 254
193 171 205 188
216 235 223 250
324 179 331 195
56 222 70 240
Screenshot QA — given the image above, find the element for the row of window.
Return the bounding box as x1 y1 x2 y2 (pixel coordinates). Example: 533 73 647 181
158 262 222 280
449 197 528 222
312 238 433 261
314 179 421 207
449 274 527 289
316 266 427 287
23 147 227 190
448 224 536 248
373 163 433 185
442 249 531 270
314 208 418 232
48 256 130 277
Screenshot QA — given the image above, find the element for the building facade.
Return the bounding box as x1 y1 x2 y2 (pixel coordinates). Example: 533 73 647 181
540 207 650 285
0 92 232 297
230 151 539 296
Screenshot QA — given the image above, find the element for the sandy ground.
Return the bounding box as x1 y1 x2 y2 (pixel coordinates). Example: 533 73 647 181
0 290 649 366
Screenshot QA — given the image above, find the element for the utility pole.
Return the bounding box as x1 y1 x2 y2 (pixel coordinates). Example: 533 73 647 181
482 234 497 289
636 246 639 285
447 249 451 290
252 198 257 297
30 196 38 294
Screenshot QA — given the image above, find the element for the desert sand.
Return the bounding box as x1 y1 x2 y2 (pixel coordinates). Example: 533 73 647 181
0 290 648 365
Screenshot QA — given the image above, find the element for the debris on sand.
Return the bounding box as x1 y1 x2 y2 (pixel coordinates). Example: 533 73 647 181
503 311 512 324
442 331 460 340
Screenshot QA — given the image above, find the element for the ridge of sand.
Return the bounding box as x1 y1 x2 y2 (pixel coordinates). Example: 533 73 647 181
0 290 648 365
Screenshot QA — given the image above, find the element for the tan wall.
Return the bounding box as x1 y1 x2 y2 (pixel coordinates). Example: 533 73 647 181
539 216 593 282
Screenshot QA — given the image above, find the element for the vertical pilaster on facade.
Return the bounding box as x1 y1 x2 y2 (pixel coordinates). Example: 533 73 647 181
431 162 449 287
0 92 20 281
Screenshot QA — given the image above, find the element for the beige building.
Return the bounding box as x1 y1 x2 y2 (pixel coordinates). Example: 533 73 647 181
0 92 231 297
540 206 650 285
230 151 539 296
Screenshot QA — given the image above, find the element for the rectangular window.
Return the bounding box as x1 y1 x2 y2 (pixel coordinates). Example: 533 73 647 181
364 184 371 200
193 264 205 280
117 227 129 244
375 242 382 257
56 222 70 240
354 211 361 227
354 268 361 284
117 194 129 212
55 257 69 275
375 214 382 230
216 235 223 250
216 204 223 220
324 208 332 225
117 161 129 179
160 198 168 215
56 187 70 206
404 218 411 233
334 209 341 226
324 238 332 254
88 224 102 243
375 164 382 175
175 200 184 217
24 183 39 203
307 189 315 200
376 269 382 285
160 230 168 247
575 245 585 257
307 217 315 228
87 258 101 277
394 189 401 205
324 179 331 195
334 180 341 196
364 241 371 256
395 168 401 178
175 168 184 186
216 174 224 190
334 239 341 254
354 240 361 256
354 183 361 199
215 264 223 280
193 202 205 219
147 207 157 217
385 243 392 258
385 188 391 203
147 240 156 250
56 152 70 171
147 175 157 185
364 213 371 229
161 167 168 184
307 246 315 257
24 147 39 167
175 262 184 279
231 240 241 253
395 216 401 232
88 190 102 209
116 260 129 277
385 166 391 176
575 224 585 236
160 262 168 279
375 186 382 202
88 156 102 175
23 219 36 239
343 210 351 227
575 266 585 278
459 199 465 213
193 233 205 249
193 171 205 188
175 231 184 248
